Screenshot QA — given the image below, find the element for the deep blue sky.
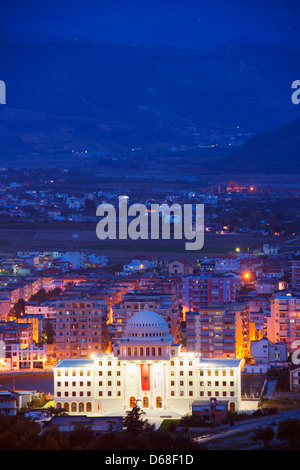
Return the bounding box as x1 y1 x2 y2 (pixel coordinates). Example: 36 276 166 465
1 0 300 48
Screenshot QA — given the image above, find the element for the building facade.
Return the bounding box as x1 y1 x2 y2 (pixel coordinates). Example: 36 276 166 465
53 299 108 360
53 309 242 416
267 291 300 351
185 302 254 362
181 274 238 312
185 307 236 359
291 260 300 290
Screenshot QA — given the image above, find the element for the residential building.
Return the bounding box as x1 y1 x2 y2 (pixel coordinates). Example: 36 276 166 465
110 290 181 344
186 302 254 363
291 259 300 289
10 343 47 371
185 307 236 359
53 298 108 360
181 274 238 312
191 398 228 423
0 390 38 415
290 365 300 392
250 337 288 364
214 256 240 273
168 260 193 275
267 291 300 351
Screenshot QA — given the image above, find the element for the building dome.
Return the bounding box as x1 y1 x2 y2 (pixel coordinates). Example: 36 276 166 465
124 308 172 341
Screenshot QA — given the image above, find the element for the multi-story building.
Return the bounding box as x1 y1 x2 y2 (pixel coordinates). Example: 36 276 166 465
250 337 287 364
185 307 236 359
267 291 300 351
53 309 242 416
181 274 238 312
168 260 193 275
248 294 272 338
290 364 300 392
10 343 47 371
214 256 241 273
291 259 300 289
53 299 108 360
0 277 42 306
224 302 255 361
25 303 56 319
110 290 181 344
0 321 33 357
185 302 254 363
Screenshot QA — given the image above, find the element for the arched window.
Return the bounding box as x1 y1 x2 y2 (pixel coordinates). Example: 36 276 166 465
158 347 162 356
152 347 156 356
86 402 92 412
63 402 69 412
130 396 136 408
229 402 235 413
71 402 77 412
134 347 138 356
143 396 149 408
79 402 85 412
140 347 144 356
56 402 62 409
156 396 162 408
128 347 132 356
146 347 150 356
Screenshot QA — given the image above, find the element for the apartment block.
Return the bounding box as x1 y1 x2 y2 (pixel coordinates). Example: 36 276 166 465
267 291 300 350
110 289 181 344
181 274 238 312
185 301 254 362
53 299 108 360
291 259 300 289
185 307 236 359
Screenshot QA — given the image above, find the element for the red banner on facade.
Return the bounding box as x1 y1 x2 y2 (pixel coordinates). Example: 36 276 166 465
140 364 150 391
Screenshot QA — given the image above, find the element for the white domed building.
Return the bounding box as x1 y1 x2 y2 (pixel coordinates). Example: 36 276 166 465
53 308 242 417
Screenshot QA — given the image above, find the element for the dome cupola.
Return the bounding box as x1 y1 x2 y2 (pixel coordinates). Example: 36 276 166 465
123 307 172 342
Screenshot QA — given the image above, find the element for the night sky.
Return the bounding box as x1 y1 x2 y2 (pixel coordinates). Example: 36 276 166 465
1 0 300 49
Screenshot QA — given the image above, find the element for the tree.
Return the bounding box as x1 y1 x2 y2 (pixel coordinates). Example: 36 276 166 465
40 319 55 344
39 426 70 450
262 426 275 449
0 414 41 450
277 418 300 448
69 423 94 450
47 406 68 417
9 298 25 318
29 287 62 305
122 403 153 434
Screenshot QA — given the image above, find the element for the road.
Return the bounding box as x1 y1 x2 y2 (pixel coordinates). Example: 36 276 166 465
194 408 300 445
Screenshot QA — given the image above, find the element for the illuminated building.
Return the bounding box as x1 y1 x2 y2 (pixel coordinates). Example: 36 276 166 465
291 260 300 289
110 292 181 344
267 292 300 351
186 307 236 358
182 274 237 310
53 309 242 416
186 303 254 363
53 299 109 360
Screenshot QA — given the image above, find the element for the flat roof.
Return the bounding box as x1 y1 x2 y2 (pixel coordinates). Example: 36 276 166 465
199 358 241 368
53 358 94 368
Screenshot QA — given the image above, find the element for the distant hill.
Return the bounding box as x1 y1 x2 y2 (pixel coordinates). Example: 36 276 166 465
218 117 300 173
0 38 299 171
